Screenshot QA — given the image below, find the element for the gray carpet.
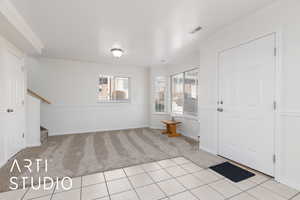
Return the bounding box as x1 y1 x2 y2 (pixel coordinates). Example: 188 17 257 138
0 128 224 192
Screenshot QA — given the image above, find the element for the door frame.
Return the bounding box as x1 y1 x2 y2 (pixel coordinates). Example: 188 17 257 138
216 32 282 180
1 43 26 163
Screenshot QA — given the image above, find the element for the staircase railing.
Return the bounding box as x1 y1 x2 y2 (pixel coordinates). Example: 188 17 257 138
27 89 51 104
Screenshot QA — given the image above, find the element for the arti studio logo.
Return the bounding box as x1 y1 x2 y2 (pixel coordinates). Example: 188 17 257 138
9 159 72 191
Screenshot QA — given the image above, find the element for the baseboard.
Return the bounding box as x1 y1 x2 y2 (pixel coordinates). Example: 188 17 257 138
26 142 41 147
50 125 149 136
149 126 164 130
277 177 300 191
199 145 218 155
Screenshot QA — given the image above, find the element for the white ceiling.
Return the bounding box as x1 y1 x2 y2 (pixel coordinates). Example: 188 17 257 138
11 0 276 66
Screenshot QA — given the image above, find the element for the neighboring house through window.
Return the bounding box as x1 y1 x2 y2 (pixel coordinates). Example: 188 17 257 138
154 76 167 113
171 69 198 116
98 75 130 102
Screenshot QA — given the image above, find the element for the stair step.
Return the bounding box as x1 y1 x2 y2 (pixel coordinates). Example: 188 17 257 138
40 126 49 145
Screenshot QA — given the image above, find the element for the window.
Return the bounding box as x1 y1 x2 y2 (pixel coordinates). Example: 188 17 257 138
154 77 167 113
98 75 130 102
171 69 198 116
171 73 184 114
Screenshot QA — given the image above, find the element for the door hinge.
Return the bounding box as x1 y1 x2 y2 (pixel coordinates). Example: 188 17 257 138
273 101 277 111
273 154 276 163
274 48 277 57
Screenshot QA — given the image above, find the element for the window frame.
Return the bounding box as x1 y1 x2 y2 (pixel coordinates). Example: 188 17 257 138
170 68 199 117
153 76 168 114
97 75 131 103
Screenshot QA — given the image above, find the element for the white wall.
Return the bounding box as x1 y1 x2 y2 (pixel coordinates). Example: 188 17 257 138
26 58 150 135
26 94 40 147
198 0 300 190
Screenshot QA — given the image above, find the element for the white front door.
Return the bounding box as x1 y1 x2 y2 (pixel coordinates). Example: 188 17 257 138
218 34 276 176
0 50 25 162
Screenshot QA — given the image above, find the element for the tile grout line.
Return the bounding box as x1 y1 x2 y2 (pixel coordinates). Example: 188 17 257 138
288 192 300 200
79 176 82 200
259 180 299 200
14 156 292 200
226 179 271 200
103 172 112 200
123 168 142 200
20 187 30 200
159 160 201 200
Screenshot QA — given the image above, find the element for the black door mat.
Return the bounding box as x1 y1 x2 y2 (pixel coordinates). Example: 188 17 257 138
209 162 255 182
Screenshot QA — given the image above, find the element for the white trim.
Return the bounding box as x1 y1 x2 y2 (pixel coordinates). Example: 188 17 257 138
26 142 41 148
274 31 283 182
49 125 149 136
199 145 218 155
0 0 44 53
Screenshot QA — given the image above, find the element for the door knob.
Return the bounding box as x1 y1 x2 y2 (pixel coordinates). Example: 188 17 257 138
7 109 14 113
217 108 223 112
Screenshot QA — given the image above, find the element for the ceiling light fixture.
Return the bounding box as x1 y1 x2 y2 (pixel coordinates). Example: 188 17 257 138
111 48 124 58
190 26 203 34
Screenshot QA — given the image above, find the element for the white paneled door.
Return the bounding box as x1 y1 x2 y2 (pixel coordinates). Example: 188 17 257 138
0 50 25 165
218 34 276 176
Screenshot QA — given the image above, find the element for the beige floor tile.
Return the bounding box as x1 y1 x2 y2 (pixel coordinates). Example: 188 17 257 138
292 194 300 200
135 184 165 200
158 159 177 168
81 183 108 200
82 172 104 186
29 196 52 200
124 165 145 176
157 179 186 196
230 193 256 200
107 178 132 194
176 174 205 189
248 186 285 200
51 189 80 200
169 191 198 200
180 163 203 173
261 180 299 199
171 157 190 165
248 173 270 184
191 185 225 200
55 177 81 193
193 170 221 184
98 197 110 200
24 183 55 200
104 169 126 181
110 190 139 200
142 162 162 172
148 169 172 182
209 180 241 198
229 179 257 191
165 165 188 177
208 169 226 179
0 189 28 200
129 173 153 188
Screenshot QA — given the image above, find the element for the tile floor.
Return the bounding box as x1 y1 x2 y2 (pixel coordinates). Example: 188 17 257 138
0 157 299 200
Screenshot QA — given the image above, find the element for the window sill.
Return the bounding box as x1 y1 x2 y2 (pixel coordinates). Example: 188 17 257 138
153 112 169 115
97 100 131 104
171 113 199 121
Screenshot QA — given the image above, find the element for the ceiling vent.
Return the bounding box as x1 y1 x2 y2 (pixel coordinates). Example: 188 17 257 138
190 26 202 34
